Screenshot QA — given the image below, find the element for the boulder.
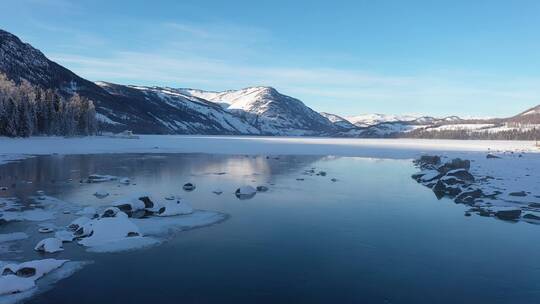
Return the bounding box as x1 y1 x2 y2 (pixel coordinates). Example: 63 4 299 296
183 183 196 191
486 153 501 159
256 186 269 192
235 186 257 199
523 213 540 221
432 180 462 198
445 169 475 183
113 196 152 214
93 191 109 199
15 267 36 278
101 207 127 218
494 209 522 221
437 158 470 174
68 216 91 231
454 189 484 205
418 170 443 183
509 191 527 197
528 203 540 208
415 155 441 169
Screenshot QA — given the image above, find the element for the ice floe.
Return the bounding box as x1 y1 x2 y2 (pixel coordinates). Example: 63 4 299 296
156 199 193 217
0 259 85 304
54 231 75 243
34 238 63 253
0 259 68 295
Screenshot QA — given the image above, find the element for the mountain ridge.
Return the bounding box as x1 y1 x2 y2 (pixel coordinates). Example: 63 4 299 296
1 28 539 139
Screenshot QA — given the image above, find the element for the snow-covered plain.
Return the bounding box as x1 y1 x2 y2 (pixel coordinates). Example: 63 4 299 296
0 135 538 162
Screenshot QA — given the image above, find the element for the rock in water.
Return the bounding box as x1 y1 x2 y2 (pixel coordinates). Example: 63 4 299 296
235 186 257 199
256 186 269 192
445 169 475 183
509 191 527 197
415 155 441 168
38 227 54 233
183 183 196 191
437 158 470 174
494 209 522 221
93 190 109 199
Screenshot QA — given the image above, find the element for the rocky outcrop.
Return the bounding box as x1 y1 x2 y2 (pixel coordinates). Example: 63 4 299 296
412 155 528 222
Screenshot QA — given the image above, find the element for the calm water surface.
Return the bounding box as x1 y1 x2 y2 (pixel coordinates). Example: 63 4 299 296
1 154 539 304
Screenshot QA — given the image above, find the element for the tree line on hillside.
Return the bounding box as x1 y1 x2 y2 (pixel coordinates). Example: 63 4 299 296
401 126 540 140
0 74 98 137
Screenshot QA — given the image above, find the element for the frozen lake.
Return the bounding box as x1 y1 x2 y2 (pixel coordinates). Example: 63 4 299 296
1 153 540 304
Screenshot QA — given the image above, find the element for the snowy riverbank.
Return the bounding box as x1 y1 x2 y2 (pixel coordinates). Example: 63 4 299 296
0 135 538 162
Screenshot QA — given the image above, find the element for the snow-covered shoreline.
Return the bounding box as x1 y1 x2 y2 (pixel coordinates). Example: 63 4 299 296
0 135 538 163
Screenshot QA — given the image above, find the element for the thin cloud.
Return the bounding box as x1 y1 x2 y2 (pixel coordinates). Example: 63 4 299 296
50 50 540 117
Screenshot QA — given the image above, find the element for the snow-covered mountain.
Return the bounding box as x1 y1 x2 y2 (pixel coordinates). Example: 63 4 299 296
1 28 539 139
96 83 260 135
181 86 336 136
319 112 356 130
0 29 260 135
345 114 421 127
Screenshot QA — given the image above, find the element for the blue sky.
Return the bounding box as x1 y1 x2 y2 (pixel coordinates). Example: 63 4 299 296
2 0 540 117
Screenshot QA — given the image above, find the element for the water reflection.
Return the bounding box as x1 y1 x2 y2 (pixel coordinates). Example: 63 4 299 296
1 154 539 304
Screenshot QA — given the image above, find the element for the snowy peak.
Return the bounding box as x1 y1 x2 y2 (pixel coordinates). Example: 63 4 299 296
320 112 356 130
181 86 336 136
345 114 421 127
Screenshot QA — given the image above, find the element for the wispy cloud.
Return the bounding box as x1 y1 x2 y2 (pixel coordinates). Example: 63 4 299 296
42 21 540 117
50 49 540 117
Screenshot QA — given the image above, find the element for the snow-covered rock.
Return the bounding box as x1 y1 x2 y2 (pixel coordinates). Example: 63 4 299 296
100 207 127 219
34 238 64 253
77 216 141 248
93 190 109 199
235 186 257 199
113 195 154 214
0 259 68 295
68 216 91 232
